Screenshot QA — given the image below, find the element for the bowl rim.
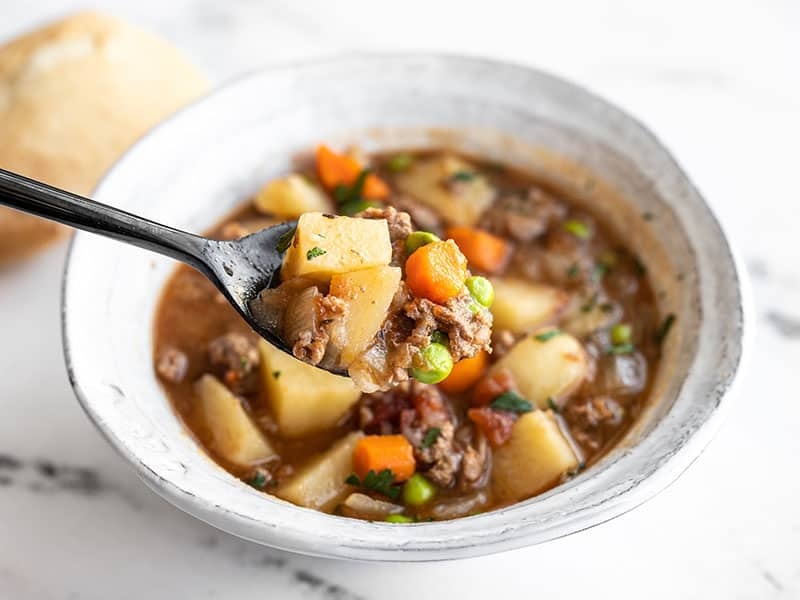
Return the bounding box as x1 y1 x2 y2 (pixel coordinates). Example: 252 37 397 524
61 52 751 561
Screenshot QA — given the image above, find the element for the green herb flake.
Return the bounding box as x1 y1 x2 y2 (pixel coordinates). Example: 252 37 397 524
581 293 599 313
450 170 476 183
655 313 676 345
535 329 562 342
344 468 400 500
490 391 534 414
421 427 442 449
306 246 327 260
546 397 559 412
248 471 268 490
272 370 281 380
332 169 382 215
275 226 297 253
240 356 250 370
564 219 591 240
387 154 414 172
567 263 580 279
607 342 636 355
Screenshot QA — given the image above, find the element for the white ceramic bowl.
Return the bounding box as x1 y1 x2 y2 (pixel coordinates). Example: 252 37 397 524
62 55 748 561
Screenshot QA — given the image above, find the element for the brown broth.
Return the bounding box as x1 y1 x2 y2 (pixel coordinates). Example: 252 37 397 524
153 149 662 520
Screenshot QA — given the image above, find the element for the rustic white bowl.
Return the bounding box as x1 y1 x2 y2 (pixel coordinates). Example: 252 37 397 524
62 55 749 561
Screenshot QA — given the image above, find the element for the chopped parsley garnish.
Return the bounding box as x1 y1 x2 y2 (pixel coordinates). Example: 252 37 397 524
607 342 636 355
430 330 449 345
240 356 250 370
275 226 296 253
272 370 281 379
535 329 562 342
490 391 534 414
655 313 676 345
546 397 559 412
580 293 599 313
248 471 267 490
306 246 327 260
567 263 580 279
333 169 379 215
421 427 442 449
564 219 591 240
387 154 414 172
449 170 476 182
345 469 400 500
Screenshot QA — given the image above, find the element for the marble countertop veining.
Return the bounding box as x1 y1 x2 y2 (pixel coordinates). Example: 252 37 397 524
0 1 799 598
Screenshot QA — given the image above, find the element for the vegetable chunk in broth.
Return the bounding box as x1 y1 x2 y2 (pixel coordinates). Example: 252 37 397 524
153 145 672 522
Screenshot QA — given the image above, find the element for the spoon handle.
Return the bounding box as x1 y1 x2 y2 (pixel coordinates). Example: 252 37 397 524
0 168 207 268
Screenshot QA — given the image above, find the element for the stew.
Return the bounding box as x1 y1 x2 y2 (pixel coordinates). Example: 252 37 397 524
153 145 672 522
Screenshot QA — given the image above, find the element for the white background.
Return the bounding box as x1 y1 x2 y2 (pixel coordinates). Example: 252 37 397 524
0 1 798 598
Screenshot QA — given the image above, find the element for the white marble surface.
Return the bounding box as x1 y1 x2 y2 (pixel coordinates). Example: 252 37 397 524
0 1 798 598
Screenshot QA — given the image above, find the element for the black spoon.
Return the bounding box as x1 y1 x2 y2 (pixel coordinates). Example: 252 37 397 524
0 168 310 367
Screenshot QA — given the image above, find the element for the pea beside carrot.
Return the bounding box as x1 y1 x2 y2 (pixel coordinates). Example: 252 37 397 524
405 240 468 304
438 350 489 394
445 226 511 274
316 145 390 200
352 435 416 482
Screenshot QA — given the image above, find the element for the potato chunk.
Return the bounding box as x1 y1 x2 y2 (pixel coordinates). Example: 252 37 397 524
258 339 361 437
280 212 391 282
253 174 332 218
276 432 363 511
490 328 588 408
195 374 276 466
395 154 496 226
492 411 579 503
490 277 568 333
329 266 402 365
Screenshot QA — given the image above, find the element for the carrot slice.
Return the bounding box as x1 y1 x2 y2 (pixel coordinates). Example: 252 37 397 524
405 240 468 304
316 145 390 200
446 226 511 274
438 351 489 394
352 435 416 482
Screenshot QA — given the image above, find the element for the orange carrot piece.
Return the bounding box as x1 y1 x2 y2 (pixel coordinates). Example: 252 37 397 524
352 435 416 482
316 144 390 200
405 240 468 304
438 351 489 394
445 226 511 274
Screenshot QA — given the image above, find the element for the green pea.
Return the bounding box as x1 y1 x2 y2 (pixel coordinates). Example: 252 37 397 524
387 154 414 172
610 323 632 345
465 275 494 308
410 343 454 384
385 514 414 523
405 231 441 255
402 473 437 507
563 219 592 240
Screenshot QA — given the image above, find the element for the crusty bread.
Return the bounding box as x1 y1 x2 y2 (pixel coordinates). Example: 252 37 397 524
0 11 209 265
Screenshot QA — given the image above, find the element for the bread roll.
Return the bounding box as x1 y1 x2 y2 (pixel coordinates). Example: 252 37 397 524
0 11 209 265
